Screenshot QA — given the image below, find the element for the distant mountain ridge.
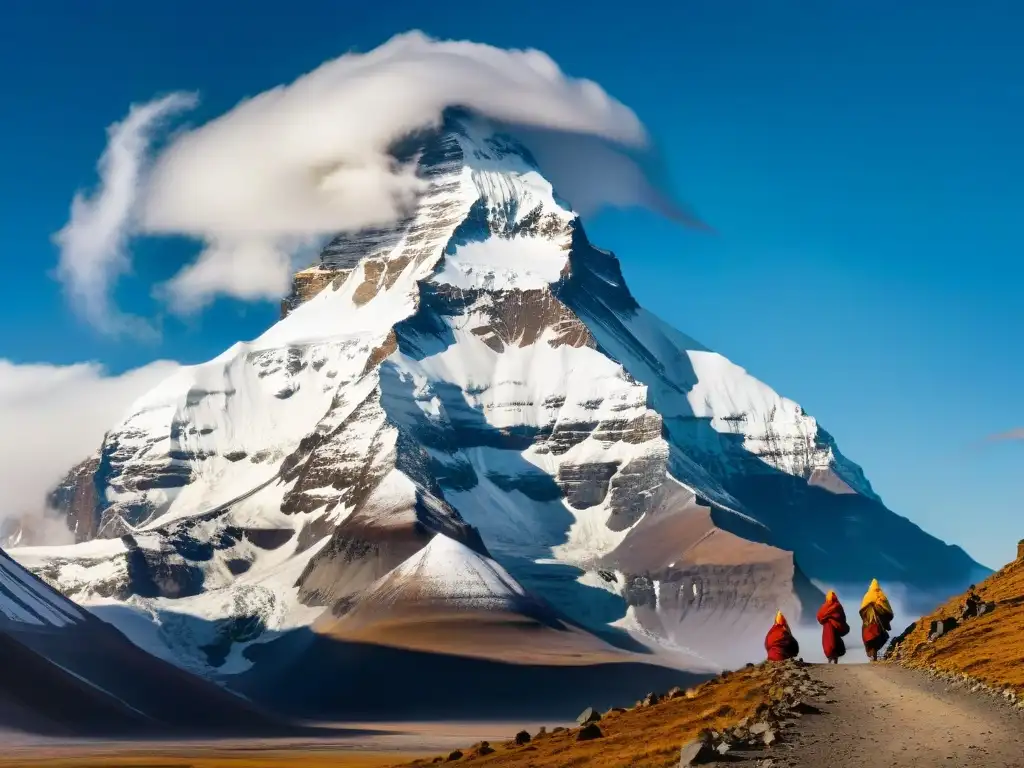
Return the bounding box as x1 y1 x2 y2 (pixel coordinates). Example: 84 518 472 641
0 547 282 735
9 110 987 715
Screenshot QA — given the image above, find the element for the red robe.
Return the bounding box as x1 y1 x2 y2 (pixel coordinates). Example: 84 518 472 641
765 622 800 661
860 604 894 652
816 599 850 660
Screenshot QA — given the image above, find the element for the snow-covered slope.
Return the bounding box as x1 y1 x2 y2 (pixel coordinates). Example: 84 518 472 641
0 549 86 627
12 110 988 684
358 533 529 609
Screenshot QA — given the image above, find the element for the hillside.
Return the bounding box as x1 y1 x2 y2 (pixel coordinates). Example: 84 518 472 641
0 548 285 737
886 539 1024 696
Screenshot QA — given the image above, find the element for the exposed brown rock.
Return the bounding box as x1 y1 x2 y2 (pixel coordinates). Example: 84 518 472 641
362 329 399 376
603 483 819 659
38 453 101 544
352 254 415 307
280 266 346 317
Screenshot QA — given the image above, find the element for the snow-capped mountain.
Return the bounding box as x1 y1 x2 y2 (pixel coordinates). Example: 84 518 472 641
12 110 987 700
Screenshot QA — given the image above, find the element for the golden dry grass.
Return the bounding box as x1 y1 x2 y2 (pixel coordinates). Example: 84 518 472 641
390 664 774 768
889 549 1024 694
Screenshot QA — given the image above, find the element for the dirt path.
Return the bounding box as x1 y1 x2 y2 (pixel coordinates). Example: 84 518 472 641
778 663 1024 767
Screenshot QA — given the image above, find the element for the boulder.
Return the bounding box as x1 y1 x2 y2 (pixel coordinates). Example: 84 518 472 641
514 730 531 745
446 750 463 761
763 729 778 747
1017 538 1024 562
678 739 717 766
577 722 603 741
667 686 685 699
641 691 661 707
928 616 958 641
979 601 996 616
576 706 601 725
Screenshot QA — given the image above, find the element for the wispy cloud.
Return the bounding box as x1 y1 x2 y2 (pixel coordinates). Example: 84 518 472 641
57 31 693 328
54 92 197 336
986 428 1024 442
0 358 180 543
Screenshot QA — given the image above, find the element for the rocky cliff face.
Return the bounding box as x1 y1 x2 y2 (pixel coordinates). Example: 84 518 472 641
280 266 345 318
14 111 988 680
46 453 102 541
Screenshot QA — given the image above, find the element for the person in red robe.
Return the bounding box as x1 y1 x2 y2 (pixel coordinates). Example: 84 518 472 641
816 590 850 664
859 579 894 661
764 610 800 661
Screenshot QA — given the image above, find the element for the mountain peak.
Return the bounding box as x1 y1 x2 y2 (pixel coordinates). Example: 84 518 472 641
281 111 574 317
16 110 986 693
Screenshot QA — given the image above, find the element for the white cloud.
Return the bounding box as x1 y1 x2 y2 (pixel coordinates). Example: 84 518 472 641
54 93 197 336
0 358 180 543
58 31 692 325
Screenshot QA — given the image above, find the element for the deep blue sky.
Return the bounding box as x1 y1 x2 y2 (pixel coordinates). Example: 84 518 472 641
1 1 1020 567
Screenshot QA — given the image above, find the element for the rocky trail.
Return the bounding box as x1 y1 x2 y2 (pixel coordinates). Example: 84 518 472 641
700 662 1024 768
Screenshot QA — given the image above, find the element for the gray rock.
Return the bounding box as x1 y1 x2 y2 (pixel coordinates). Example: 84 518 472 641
928 616 959 639
716 742 732 755
576 706 601 725
641 691 661 707
790 700 823 715
750 722 771 736
763 729 778 747
678 740 717 766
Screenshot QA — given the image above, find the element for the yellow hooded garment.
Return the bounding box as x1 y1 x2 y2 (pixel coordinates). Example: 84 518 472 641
859 579 894 626
825 590 837 603
774 610 786 626
860 579 891 611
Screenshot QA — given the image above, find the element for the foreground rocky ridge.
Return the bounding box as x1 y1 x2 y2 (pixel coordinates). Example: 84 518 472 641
10 111 986 696
389 659 823 767
885 538 1024 700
